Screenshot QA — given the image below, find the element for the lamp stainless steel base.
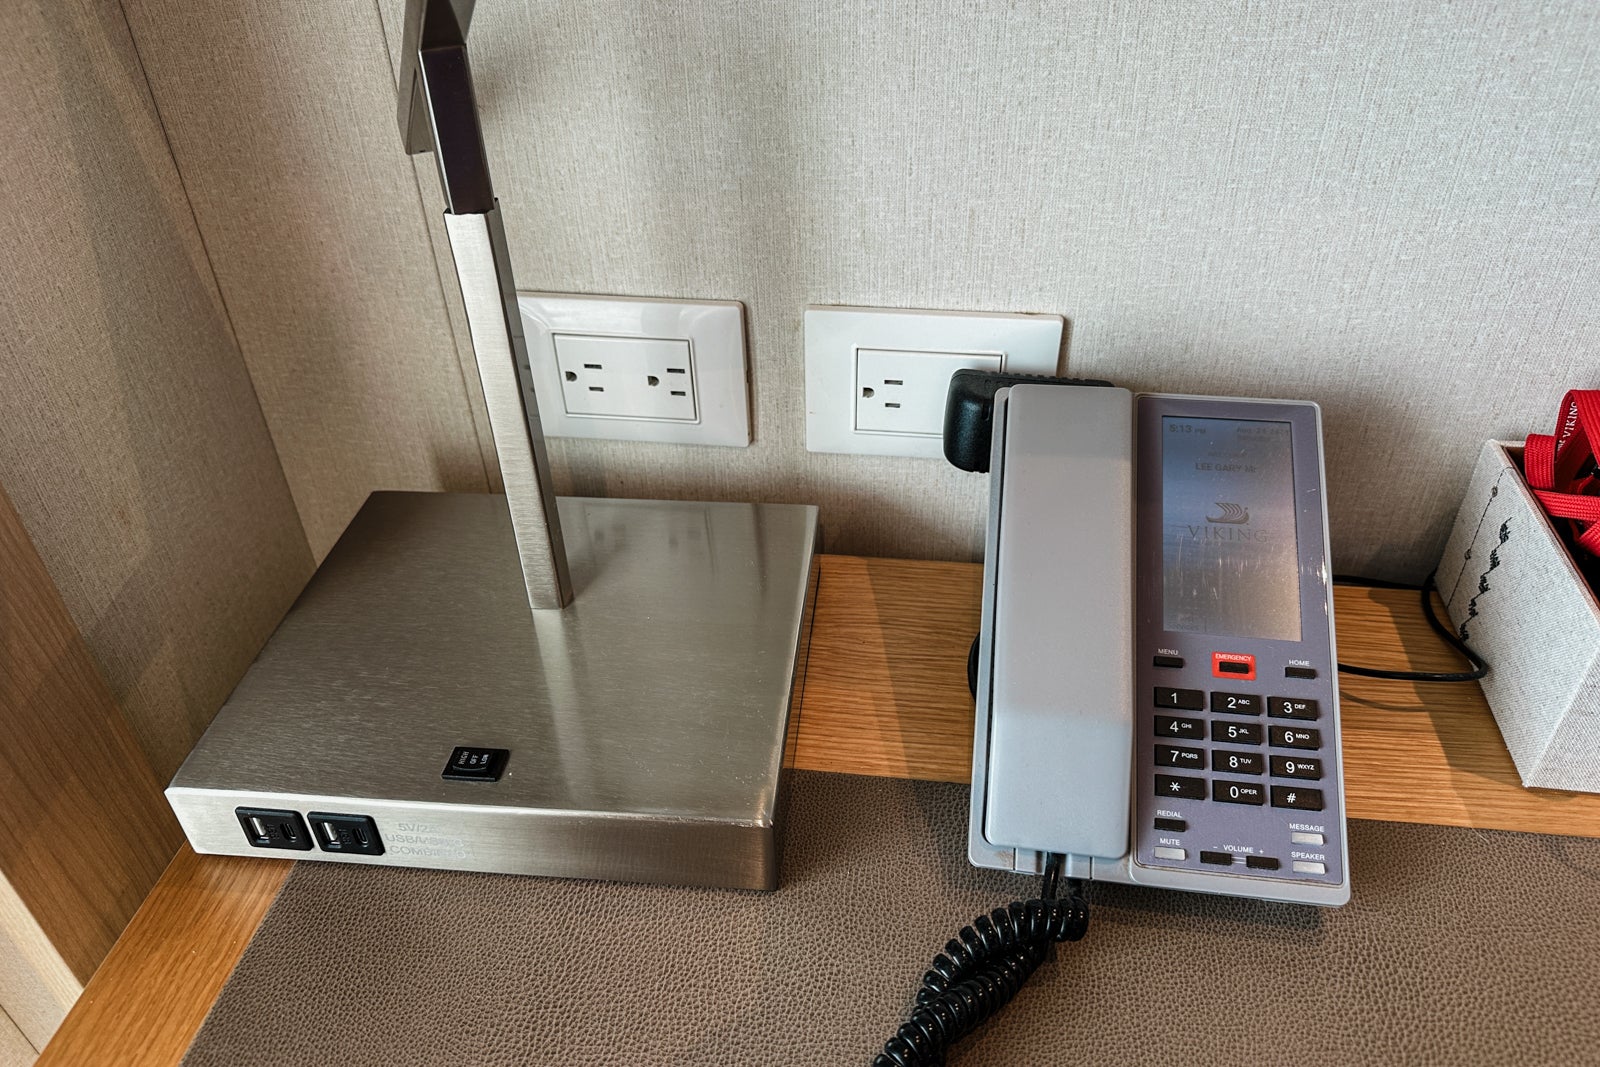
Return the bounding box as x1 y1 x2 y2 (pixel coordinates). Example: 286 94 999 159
167 492 820 890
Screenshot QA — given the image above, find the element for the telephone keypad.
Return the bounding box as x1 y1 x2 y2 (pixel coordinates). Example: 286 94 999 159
1142 677 1334 884
1211 692 1262 716
1154 687 1205 710
1155 715 1205 740
1212 750 1264 775
1156 745 1205 770
1268 697 1320 720
1271 755 1323 780
1156 774 1207 800
1213 780 1266 805
1211 721 1262 745
1269 726 1321 749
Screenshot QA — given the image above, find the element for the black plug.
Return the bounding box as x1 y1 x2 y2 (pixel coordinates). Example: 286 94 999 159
942 369 1117 472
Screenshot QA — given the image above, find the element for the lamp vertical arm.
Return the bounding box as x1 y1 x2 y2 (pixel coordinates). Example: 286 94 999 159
399 1 573 610
442 207 573 610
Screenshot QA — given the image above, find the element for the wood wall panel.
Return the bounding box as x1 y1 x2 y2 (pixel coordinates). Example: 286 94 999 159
0 483 183 1048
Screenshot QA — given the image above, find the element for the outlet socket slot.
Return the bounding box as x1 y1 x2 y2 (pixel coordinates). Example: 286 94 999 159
853 348 1002 437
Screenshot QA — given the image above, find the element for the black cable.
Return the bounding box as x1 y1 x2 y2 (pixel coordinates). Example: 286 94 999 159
1332 570 1489 682
872 854 1089 1067
967 634 980 698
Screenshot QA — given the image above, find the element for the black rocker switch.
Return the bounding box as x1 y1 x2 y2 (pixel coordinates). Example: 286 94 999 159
443 746 509 782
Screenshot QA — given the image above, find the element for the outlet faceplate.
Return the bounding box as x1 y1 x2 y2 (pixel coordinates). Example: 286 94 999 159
805 306 1065 458
518 293 751 447
553 334 698 422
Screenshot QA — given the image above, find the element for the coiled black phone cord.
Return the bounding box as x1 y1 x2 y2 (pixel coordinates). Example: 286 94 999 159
872 853 1089 1066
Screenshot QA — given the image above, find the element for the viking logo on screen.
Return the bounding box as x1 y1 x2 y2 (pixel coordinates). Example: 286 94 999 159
1186 502 1267 542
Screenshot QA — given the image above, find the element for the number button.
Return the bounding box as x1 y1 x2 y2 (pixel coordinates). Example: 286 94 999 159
1270 755 1323 780
1212 780 1266 805
1268 697 1320 720
1155 775 1206 800
1270 786 1325 811
1211 692 1262 716
1156 745 1205 770
1210 721 1262 745
1269 726 1321 750
1154 715 1204 740
1153 687 1205 710
1211 750 1264 774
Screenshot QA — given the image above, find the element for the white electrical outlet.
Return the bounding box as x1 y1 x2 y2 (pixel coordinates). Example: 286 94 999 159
554 334 698 422
518 293 751 447
854 348 1003 436
805 306 1065 458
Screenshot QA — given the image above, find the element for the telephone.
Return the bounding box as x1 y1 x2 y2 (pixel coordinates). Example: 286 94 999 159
952 375 1349 907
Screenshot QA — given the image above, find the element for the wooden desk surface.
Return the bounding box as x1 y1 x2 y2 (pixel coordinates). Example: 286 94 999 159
39 554 1600 1067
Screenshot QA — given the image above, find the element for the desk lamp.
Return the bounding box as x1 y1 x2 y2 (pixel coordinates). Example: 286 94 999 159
165 0 819 890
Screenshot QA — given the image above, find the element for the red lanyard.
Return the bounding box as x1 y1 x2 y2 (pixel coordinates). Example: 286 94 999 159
1524 390 1600 556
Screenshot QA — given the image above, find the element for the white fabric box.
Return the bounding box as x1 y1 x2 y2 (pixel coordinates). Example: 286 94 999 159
1436 441 1600 793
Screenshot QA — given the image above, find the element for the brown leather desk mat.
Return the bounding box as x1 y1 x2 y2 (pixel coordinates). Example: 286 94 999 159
184 771 1600 1066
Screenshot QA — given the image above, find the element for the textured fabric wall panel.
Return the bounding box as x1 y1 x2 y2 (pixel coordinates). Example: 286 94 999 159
0 0 312 780
122 0 494 558
377 0 1598 578
0 1007 32 1067
0 478 183 1042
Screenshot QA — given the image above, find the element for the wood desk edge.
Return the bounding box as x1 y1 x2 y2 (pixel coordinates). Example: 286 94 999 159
38 553 1595 1067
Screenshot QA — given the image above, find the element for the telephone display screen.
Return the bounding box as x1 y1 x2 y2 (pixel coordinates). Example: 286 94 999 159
1160 416 1301 641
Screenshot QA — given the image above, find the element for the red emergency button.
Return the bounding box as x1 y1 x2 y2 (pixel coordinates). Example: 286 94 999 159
1212 651 1256 681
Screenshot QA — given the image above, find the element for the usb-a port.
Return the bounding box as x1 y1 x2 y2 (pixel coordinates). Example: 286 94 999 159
234 807 313 851
306 812 385 856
